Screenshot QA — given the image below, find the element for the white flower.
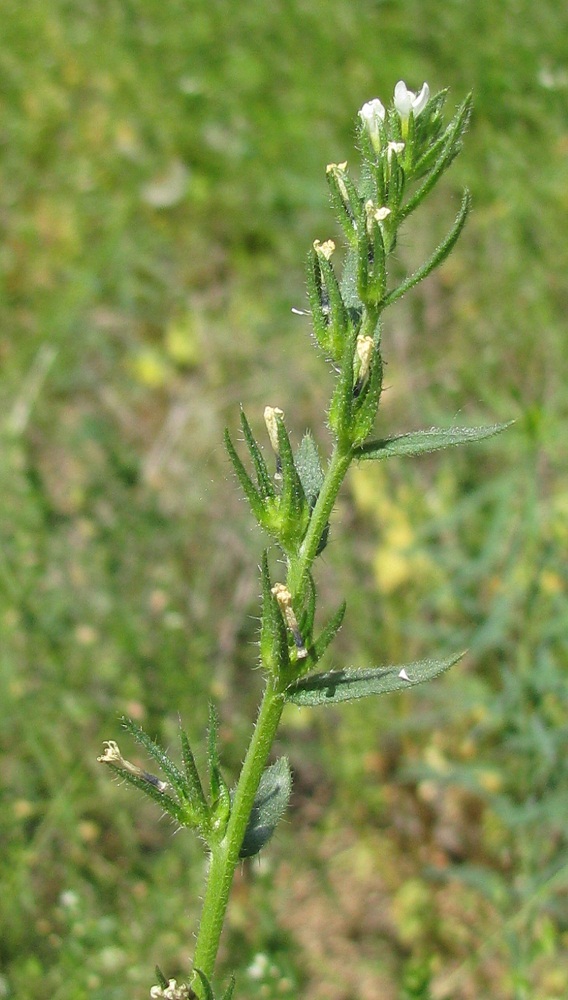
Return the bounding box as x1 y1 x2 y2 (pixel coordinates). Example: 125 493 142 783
386 140 405 162
393 80 430 119
150 980 190 1000
358 98 386 152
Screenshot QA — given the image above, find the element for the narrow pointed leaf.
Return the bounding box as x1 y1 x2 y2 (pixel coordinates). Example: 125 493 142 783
310 600 347 665
383 189 471 309
285 652 465 706
354 421 513 462
239 757 292 858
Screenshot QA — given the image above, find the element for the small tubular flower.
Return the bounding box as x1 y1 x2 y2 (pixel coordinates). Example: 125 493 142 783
393 80 430 119
358 98 386 153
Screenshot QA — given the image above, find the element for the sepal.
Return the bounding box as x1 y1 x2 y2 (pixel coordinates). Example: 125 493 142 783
328 328 357 444
351 342 383 444
207 704 231 836
326 162 361 247
259 551 290 674
239 408 274 500
310 242 350 362
276 414 310 547
191 970 236 1000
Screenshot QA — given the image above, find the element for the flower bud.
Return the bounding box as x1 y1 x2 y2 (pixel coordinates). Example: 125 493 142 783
353 335 374 397
264 406 284 455
364 200 391 236
271 583 308 659
313 238 335 261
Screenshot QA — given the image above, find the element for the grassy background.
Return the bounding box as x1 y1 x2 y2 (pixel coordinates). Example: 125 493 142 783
1 0 567 998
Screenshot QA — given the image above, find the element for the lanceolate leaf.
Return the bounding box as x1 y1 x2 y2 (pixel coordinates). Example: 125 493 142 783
309 600 347 665
354 421 513 462
285 652 465 706
239 757 292 858
383 188 471 309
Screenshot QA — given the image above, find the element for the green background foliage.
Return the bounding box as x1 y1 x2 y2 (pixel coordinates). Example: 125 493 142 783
1 0 567 997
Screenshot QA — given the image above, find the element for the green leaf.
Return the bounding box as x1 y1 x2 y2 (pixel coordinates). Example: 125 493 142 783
383 189 471 309
309 600 347 665
285 652 465 706
354 421 513 462
239 757 292 858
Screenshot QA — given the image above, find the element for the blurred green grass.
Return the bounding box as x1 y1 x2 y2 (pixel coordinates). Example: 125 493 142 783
1 1 567 998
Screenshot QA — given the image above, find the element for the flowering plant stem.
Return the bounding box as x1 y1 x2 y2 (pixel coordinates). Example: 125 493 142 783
192 681 285 979
98 81 511 1000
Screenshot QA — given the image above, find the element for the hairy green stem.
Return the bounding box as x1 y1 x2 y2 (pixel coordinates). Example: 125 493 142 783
191 441 354 992
287 442 353 602
191 679 285 990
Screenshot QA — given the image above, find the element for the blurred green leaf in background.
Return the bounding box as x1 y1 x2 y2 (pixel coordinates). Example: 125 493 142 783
1 1 567 997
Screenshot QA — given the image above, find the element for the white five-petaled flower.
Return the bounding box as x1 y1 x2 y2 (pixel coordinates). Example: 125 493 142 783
393 80 430 119
358 98 386 153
